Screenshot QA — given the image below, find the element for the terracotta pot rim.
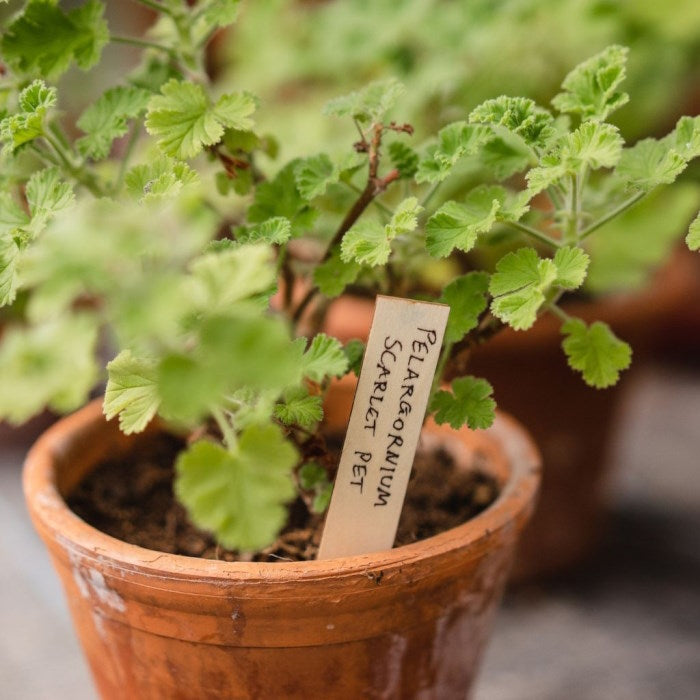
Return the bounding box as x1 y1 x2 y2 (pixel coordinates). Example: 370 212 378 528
24 399 540 586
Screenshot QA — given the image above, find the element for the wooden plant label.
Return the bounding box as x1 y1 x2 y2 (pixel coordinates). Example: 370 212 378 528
317 296 450 560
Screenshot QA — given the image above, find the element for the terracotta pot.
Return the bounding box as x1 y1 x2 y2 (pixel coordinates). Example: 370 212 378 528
24 386 539 699
323 250 692 581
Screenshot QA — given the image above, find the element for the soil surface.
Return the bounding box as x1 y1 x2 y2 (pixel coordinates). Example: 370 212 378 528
68 432 499 562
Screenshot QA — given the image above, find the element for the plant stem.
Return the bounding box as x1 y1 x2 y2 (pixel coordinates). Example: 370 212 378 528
111 36 176 55
114 124 141 194
420 181 442 209
547 303 570 323
430 340 453 402
342 180 393 218
566 172 578 244
43 132 103 197
131 0 175 16
211 406 237 451
504 220 562 249
579 191 646 240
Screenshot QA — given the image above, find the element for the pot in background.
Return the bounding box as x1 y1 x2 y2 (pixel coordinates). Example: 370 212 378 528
24 382 539 699
324 250 691 581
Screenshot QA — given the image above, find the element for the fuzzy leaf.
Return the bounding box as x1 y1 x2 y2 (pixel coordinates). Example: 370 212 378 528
469 96 555 150
561 319 631 389
665 116 700 161
615 138 687 191
431 376 496 430
125 157 199 202
426 186 502 257
103 350 159 434
294 154 338 200
175 425 298 551
687 212 700 251
553 246 590 289
248 161 318 236
439 272 489 343
77 86 151 159
388 141 418 179
0 235 20 306
0 315 98 423
274 387 323 429
235 217 291 245
416 122 489 183
196 0 241 29
323 78 404 124
386 197 422 237
1 0 108 79
302 333 348 382
25 167 74 233
552 45 629 122
0 80 56 153
561 122 623 170
489 248 557 330
190 243 276 312
313 247 360 297
341 219 389 266
343 339 365 376
146 80 255 159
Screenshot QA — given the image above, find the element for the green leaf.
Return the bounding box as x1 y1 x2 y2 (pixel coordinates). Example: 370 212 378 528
235 217 291 245
341 198 421 266
687 212 700 252
0 235 20 306
1 0 108 79
103 350 159 434
615 138 687 191
0 315 98 424
174 425 298 551
552 45 629 122
341 219 389 266
386 197 422 237
146 80 256 159
489 248 557 330
343 339 365 376
248 161 318 237
479 132 533 180
76 86 151 159
302 333 349 382
25 167 74 233
553 246 590 289
298 461 327 490
323 78 404 124
439 272 489 343
665 116 700 161
0 80 56 153
190 243 276 312
388 141 418 179
294 154 339 200
125 157 199 202
560 122 623 170
561 319 632 389
416 122 489 183
430 376 496 430
274 387 323 429
196 0 241 30
313 247 360 298
425 186 503 257
469 96 555 150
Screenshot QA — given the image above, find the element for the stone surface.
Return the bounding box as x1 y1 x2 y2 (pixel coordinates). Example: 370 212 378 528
0 363 698 699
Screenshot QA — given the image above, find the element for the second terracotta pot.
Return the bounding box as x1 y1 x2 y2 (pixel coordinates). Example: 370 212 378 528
324 251 691 580
24 382 539 699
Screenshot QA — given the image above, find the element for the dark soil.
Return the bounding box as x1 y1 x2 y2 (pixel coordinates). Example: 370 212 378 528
68 432 499 563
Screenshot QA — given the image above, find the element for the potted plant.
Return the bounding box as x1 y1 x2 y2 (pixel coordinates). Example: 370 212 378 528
2 2 697 698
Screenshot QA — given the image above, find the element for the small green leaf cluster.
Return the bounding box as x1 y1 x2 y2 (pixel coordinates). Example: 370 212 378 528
0 2 698 554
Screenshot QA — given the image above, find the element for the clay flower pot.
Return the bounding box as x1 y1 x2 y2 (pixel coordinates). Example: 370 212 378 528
323 249 693 581
24 385 539 699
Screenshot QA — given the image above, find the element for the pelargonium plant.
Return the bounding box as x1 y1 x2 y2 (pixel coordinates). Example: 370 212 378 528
0 1 698 551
